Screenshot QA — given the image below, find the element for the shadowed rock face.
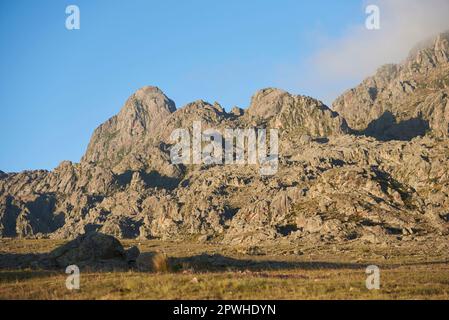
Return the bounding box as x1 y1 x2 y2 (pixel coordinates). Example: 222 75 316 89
0 233 140 270
1 33 449 245
360 111 430 141
49 232 126 267
333 32 449 139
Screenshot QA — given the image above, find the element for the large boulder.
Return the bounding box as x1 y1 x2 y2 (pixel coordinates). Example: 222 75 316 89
49 232 126 268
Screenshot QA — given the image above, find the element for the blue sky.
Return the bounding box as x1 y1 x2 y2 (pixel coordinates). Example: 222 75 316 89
0 0 371 172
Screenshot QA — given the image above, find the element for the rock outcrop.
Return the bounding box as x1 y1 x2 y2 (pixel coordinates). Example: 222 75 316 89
333 32 449 139
245 88 349 137
0 233 142 270
82 86 176 167
49 232 127 268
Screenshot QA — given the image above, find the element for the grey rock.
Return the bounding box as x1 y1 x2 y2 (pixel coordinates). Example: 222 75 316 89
230 106 244 116
334 31 449 139
125 245 140 263
49 232 126 267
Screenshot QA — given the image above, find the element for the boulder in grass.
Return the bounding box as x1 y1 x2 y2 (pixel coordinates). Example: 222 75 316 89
125 245 140 265
49 232 126 268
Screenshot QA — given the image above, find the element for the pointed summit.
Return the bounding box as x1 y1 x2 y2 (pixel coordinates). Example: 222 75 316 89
246 88 289 119
132 86 176 113
82 86 176 165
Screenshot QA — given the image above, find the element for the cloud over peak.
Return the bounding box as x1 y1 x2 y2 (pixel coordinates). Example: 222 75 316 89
301 0 449 104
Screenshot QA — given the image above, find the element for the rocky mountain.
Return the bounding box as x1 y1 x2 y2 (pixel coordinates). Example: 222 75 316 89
82 86 176 167
244 88 349 136
1 32 448 246
333 32 449 140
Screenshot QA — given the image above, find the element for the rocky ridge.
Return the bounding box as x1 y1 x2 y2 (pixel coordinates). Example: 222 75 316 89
1 32 448 246
333 32 449 140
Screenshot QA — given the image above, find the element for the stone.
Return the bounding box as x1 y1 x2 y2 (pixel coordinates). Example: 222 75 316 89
49 232 126 267
230 106 244 116
245 246 265 256
190 277 199 284
125 246 140 263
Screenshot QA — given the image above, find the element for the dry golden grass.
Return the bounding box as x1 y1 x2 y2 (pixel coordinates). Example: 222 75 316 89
136 252 170 273
152 252 170 273
1 265 448 300
0 239 448 300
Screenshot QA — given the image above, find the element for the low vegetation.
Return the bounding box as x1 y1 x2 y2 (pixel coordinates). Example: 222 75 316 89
0 239 448 300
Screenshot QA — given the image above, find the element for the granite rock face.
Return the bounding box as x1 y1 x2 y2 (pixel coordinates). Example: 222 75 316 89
1 33 449 246
82 86 176 167
333 32 449 140
246 88 349 137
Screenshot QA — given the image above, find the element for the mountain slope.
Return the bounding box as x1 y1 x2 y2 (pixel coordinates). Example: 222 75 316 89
333 32 449 140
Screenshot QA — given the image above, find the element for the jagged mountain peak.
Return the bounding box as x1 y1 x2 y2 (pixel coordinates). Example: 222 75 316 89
245 88 348 137
182 100 224 114
82 86 176 166
119 86 176 119
407 31 449 66
333 31 449 139
247 88 289 118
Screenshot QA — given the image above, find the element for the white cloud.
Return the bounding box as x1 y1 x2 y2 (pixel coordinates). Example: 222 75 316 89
299 0 449 105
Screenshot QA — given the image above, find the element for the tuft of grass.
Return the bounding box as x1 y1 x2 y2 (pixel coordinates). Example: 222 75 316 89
152 252 170 273
136 252 170 273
